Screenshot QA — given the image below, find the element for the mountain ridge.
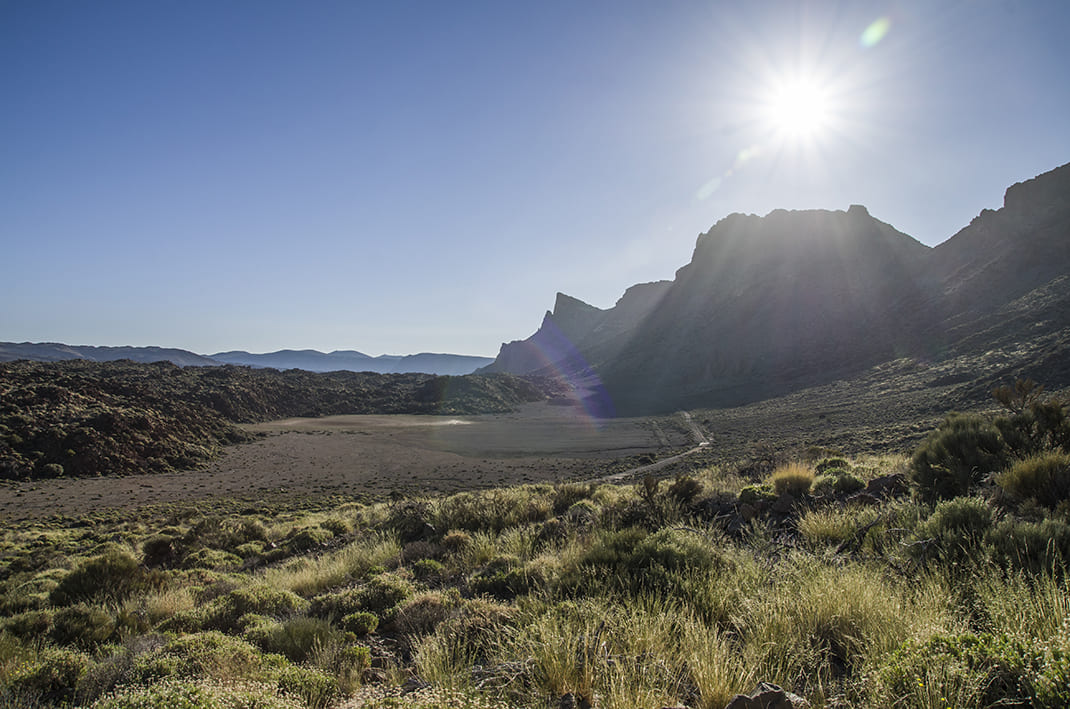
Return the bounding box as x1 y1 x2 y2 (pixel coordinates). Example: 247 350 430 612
485 162 1070 414
0 342 494 376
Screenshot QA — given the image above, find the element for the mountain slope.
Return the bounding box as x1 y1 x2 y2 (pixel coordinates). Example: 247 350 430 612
484 162 1070 415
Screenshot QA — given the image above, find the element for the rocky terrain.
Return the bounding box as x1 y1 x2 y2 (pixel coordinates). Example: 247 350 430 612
0 360 562 480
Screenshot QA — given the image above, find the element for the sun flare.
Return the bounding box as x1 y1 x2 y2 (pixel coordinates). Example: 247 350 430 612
763 76 832 140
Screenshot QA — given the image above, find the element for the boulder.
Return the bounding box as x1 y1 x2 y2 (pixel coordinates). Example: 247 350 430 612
724 682 810 709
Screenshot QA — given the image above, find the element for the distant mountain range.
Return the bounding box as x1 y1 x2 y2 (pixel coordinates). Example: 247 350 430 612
208 350 494 375
482 162 1070 414
0 343 493 376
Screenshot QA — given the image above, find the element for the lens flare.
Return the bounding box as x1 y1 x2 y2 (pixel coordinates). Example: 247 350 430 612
860 17 891 48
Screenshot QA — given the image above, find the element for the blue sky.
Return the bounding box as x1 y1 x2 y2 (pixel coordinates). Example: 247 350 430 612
2 1 1068 357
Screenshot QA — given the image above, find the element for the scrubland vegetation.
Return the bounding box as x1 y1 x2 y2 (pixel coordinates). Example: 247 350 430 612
1 381 1070 707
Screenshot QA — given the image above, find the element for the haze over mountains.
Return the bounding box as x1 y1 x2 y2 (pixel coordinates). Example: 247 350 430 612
0 343 493 376
482 162 1070 414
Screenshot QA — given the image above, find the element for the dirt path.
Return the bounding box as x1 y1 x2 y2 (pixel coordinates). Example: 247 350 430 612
591 412 711 484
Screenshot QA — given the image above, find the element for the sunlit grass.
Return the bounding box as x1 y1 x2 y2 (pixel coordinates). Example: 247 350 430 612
259 533 400 596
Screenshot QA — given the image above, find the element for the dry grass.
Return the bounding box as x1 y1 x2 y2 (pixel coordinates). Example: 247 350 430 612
769 462 815 496
259 533 400 596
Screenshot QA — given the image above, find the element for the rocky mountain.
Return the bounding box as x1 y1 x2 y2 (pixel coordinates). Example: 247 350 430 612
479 281 672 376
208 349 494 375
0 342 218 367
485 162 1070 414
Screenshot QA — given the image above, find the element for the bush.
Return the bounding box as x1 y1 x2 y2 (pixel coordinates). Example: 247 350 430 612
738 484 776 506
996 451 1070 509
341 611 378 635
49 550 146 606
51 603 117 649
204 586 309 632
815 457 850 474
250 616 340 662
3 609 54 638
911 413 1009 503
128 631 272 684
469 556 529 600
182 548 242 571
277 666 338 709
879 631 1070 708
90 678 306 709
354 573 414 617
913 496 993 566
989 517 1070 574
310 588 364 620
573 526 725 596
770 462 814 497
393 592 453 639
142 535 179 568
412 558 445 581
283 527 334 554
3 645 89 706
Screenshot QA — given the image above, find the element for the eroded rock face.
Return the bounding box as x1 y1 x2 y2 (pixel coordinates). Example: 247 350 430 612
724 682 811 709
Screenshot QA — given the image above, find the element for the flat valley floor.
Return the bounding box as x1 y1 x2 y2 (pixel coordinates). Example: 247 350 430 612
0 403 694 521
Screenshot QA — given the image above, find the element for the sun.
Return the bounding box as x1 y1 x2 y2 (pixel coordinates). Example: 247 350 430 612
762 76 833 140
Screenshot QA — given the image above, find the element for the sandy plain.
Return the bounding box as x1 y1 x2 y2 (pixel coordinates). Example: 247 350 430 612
0 402 694 521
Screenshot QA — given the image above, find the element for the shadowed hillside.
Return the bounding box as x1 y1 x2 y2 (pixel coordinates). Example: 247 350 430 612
485 163 1070 415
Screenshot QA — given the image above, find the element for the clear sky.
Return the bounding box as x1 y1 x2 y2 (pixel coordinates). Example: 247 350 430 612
2 1 1068 357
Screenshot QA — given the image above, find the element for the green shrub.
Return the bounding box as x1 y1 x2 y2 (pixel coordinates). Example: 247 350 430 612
318 518 351 537
182 548 242 571
277 665 338 709
738 484 776 506
90 678 306 709
666 475 703 504
341 611 378 635
51 603 116 649
183 517 267 553
250 616 340 662
3 645 89 706
142 535 178 568
393 592 454 639
128 631 274 684
911 413 1009 503
811 468 865 496
283 527 334 554
310 588 364 620
992 380 1070 457
412 558 445 581
552 482 592 514
573 526 725 596
997 451 1070 509
815 457 850 474
3 609 54 638
310 643 370 696
203 586 309 632
879 631 1070 708
469 556 529 600
49 550 146 606
354 573 413 617
989 517 1070 574
913 496 993 566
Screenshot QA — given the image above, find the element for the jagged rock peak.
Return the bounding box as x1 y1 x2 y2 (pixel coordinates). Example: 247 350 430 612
551 292 602 318
1003 161 1070 214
